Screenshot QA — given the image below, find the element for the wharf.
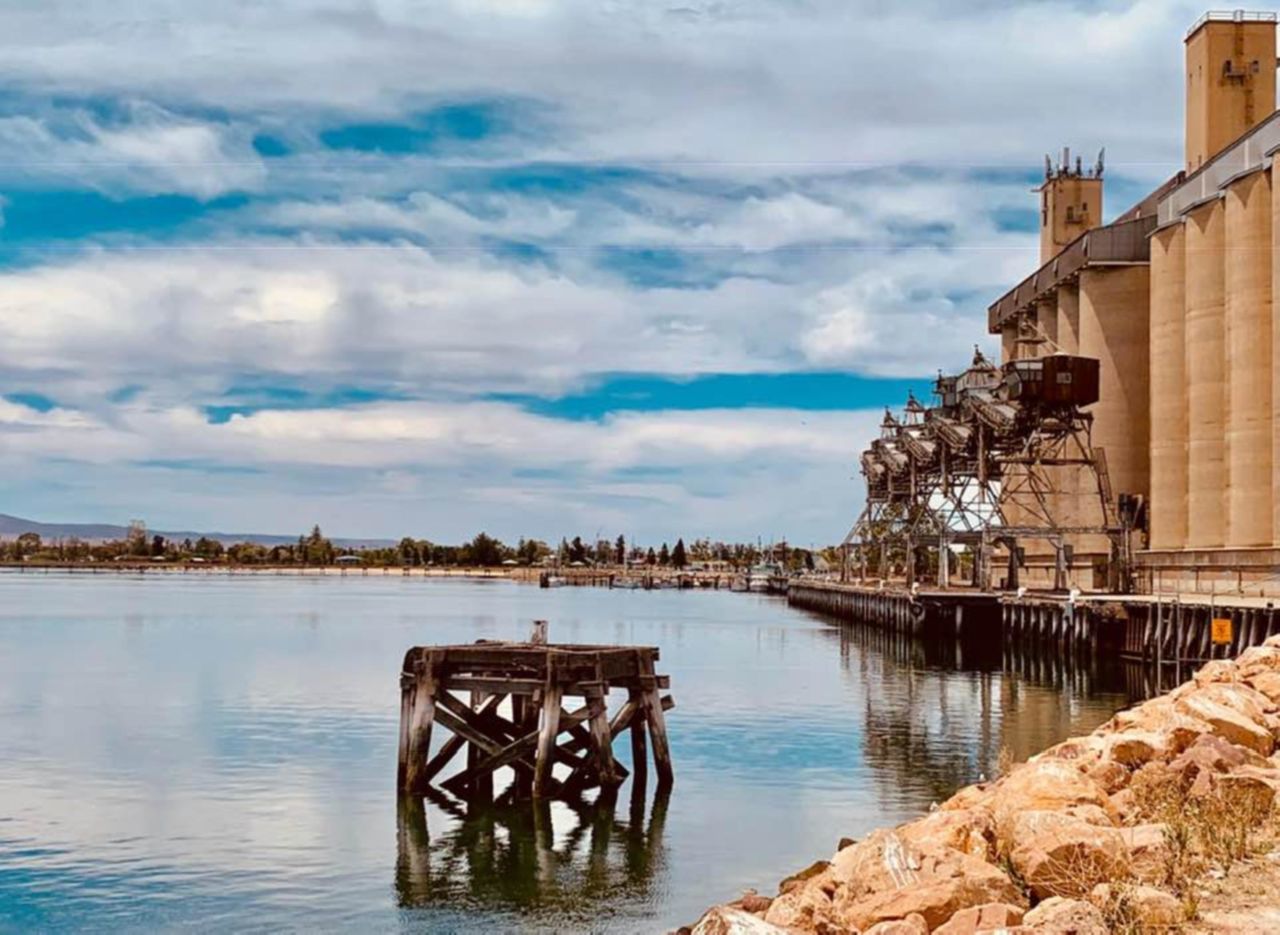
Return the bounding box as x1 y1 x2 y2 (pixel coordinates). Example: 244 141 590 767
787 578 1280 666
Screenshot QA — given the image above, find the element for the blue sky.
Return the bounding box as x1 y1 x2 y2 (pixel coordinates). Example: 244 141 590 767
0 0 1200 543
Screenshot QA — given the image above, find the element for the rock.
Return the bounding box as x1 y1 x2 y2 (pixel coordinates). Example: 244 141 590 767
1168 733 1255 788
1102 731 1164 768
1090 882 1182 929
778 860 830 895
1250 671 1280 705
1193 659 1239 686
1083 758 1129 795
738 890 772 913
1119 823 1171 884
1035 735 1105 766
897 807 997 861
991 760 1115 839
934 902 1026 934
1236 644 1280 678
1021 896 1107 934
831 831 1024 931
1174 693 1275 755
837 836 857 852
939 782 998 813
864 914 928 935
1007 811 1129 900
1217 767 1280 812
691 906 791 935
1108 696 1209 756
762 883 837 931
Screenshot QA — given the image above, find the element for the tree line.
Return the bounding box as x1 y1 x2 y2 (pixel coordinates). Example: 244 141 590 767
0 523 831 570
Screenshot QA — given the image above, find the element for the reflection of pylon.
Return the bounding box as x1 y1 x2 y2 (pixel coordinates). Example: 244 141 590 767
844 352 1131 592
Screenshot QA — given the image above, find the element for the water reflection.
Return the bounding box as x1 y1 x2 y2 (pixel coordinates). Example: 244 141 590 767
396 785 669 920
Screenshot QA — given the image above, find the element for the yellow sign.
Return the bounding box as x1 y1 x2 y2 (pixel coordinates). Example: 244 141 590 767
1211 617 1233 645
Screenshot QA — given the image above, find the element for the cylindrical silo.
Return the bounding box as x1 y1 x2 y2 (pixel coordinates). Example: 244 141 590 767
1224 170 1273 548
1037 298 1058 351
1272 160 1280 548
1079 265 1151 542
1184 198 1227 549
1148 222 1188 551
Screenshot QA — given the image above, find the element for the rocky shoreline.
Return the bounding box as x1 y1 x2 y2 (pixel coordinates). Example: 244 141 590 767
686 638 1280 934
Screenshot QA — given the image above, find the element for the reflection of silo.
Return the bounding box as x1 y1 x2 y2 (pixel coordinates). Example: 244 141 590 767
1148 223 1188 550
1079 265 1150 547
1184 199 1227 548
1224 171 1273 547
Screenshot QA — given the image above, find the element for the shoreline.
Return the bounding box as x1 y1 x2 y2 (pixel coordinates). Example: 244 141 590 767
689 638 1280 934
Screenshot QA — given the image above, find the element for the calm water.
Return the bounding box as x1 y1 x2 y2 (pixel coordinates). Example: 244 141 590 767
0 574 1140 933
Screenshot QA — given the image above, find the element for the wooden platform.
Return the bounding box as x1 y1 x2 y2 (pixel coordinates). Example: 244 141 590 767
397 638 674 802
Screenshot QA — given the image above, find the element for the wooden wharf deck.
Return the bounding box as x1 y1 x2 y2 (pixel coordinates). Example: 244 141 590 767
398 638 674 804
787 579 1280 668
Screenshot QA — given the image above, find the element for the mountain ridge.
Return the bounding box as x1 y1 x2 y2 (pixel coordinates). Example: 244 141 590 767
0 513 395 548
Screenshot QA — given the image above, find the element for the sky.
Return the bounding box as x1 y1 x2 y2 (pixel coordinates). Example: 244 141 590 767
0 0 1203 545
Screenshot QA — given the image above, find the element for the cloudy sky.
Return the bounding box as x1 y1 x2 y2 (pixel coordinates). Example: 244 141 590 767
0 0 1200 544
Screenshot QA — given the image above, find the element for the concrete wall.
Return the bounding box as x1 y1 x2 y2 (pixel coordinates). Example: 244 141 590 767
1039 175 1102 263
1148 223 1188 551
1079 265 1151 505
1185 20 1278 171
1184 199 1227 548
1224 170 1273 547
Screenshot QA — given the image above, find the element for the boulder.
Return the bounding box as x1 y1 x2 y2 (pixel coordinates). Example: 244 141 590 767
738 891 772 913
1035 735 1104 766
1102 731 1164 769
933 902 1026 934
1083 758 1129 795
1007 811 1129 900
690 906 791 935
1250 671 1280 705
939 782 998 814
762 883 837 931
778 860 830 896
1020 897 1107 934
1107 788 1137 824
864 914 928 935
1118 823 1171 884
1090 883 1181 929
1107 697 1208 756
1168 733 1255 788
1174 693 1274 755
1236 644 1280 679
1216 767 1280 812
991 760 1115 839
1192 660 1239 686
897 807 996 861
831 832 1023 931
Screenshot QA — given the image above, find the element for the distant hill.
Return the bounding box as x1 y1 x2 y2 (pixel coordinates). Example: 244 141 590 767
0 513 395 549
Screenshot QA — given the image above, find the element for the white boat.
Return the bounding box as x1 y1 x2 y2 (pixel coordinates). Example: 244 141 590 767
745 562 784 593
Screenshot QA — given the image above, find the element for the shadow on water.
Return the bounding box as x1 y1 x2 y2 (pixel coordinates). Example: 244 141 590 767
396 782 669 922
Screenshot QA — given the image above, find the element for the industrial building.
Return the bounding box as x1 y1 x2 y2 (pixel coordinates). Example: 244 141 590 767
853 10 1280 597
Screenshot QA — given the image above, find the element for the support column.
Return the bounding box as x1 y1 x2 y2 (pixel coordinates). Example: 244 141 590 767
1185 198 1227 548
1225 170 1273 547
1149 223 1189 550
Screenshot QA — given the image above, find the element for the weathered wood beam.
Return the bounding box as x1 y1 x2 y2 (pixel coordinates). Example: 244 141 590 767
533 682 564 798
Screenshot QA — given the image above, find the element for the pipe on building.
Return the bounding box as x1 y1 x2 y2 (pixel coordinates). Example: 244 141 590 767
1224 170 1274 547
1184 198 1227 549
1149 222 1188 550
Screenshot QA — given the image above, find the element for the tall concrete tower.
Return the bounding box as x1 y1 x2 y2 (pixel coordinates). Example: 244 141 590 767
1185 11 1278 171
1037 148 1103 264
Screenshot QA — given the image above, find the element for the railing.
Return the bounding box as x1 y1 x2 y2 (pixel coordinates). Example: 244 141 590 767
1187 10 1277 37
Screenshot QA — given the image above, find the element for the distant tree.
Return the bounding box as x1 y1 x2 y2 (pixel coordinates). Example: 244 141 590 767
557 538 571 564
15 532 40 558
398 537 420 566
646 547 657 566
302 525 334 565
658 542 670 566
468 532 505 566
151 535 166 557
127 520 148 556
614 534 626 565
671 538 687 569
568 536 587 564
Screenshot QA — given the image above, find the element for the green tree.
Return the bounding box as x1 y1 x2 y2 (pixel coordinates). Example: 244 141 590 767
658 542 670 566
15 532 41 558
614 534 626 565
568 536 587 564
671 538 687 569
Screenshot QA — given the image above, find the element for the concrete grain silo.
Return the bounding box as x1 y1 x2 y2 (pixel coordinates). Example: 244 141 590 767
1148 223 1187 551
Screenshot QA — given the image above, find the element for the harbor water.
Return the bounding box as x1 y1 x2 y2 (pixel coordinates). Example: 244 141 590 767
0 574 1140 933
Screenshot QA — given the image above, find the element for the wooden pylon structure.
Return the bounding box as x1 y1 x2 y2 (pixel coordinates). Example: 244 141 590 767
397 628 674 802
